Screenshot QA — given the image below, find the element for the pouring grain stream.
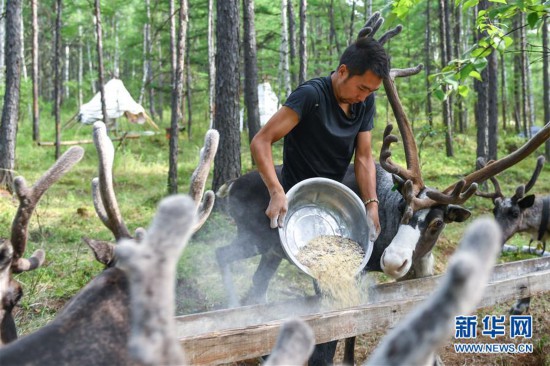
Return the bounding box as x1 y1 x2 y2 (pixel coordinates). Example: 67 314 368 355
296 235 365 308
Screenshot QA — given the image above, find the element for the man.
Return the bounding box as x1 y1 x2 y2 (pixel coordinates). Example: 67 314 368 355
250 37 389 243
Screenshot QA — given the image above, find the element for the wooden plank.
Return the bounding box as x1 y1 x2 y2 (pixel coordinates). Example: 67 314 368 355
178 264 550 365
176 257 550 337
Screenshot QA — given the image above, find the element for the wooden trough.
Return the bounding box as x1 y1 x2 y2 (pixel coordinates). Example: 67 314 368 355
176 256 550 365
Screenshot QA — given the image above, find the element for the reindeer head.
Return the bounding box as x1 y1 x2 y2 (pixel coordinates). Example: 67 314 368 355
0 147 84 344
477 155 544 243
361 12 550 279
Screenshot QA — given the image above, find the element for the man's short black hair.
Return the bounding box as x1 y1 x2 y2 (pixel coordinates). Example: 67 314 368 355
339 37 389 79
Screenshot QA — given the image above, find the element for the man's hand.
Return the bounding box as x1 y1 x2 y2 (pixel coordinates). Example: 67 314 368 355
265 190 288 228
366 204 381 242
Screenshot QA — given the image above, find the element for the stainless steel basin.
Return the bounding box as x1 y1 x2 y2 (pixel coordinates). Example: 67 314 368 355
278 177 373 278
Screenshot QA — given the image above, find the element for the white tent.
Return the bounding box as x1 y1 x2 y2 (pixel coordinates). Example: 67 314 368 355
240 82 280 131
78 79 157 129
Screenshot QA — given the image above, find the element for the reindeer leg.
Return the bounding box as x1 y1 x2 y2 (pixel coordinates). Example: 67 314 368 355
243 251 282 305
216 238 259 307
510 297 531 315
343 337 356 365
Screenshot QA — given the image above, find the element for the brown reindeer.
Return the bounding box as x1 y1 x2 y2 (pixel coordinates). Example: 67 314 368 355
0 122 218 365
0 147 84 345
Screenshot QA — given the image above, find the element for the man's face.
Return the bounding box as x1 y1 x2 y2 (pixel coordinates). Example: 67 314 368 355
334 65 383 104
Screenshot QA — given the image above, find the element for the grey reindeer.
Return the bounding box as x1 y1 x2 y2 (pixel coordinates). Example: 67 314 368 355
215 11 550 365
265 217 502 366
477 155 549 315
0 122 218 365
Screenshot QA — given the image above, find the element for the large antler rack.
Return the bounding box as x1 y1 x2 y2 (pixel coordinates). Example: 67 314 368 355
357 13 477 223
10 147 84 273
86 122 219 266
447 122 550 195
476 155 545 202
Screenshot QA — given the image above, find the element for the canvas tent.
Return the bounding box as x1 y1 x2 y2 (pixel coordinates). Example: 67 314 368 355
78 78 157 129
240 82 279 131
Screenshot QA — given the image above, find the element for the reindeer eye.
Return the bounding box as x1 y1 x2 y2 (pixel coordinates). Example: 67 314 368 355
430 219 444 232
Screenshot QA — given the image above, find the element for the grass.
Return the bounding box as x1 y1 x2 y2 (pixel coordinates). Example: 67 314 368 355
1 112 550 364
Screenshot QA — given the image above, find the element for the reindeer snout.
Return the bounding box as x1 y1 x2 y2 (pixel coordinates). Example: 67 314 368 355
380 250 412 279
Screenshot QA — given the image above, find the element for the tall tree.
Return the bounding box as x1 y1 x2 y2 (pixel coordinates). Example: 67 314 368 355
243 0 261 145
54 0 62 159
298 0 307 85
168 0 188 194
0 0 22 192
487 47 498 160
500 53 508 131
212 0 241 192
185 21 193 138
512 15 521 133
519 12 530 137
474 2 488 161
279 0 291 100
424 0 433 126
94 0 108 131
0 0 5 83
438 0 453 156
543 12 549 160
208 0 215 128
287 0 297 86
31 0 39 142
452 3 467 132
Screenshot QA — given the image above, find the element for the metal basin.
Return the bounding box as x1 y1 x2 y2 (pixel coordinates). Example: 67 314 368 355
278 177 373 278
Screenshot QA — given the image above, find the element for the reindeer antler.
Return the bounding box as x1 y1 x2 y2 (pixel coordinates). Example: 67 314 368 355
11 147 84 273
189 129 219 233
511 155 545 202
445 123 550 195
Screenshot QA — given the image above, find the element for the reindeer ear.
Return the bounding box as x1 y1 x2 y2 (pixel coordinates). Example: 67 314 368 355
82 237 116 266
444 205 471 223
518 195 536 210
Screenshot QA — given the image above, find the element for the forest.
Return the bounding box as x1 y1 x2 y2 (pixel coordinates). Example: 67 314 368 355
0 0 549 365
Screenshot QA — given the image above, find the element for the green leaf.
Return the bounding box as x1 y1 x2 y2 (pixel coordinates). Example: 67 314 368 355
527 12 540 28
463 0 479 10
471 47 492 58
503 36 514 48
434 89 446 101
489 0 507 3
470 70 483 81
458 85 469 97
459 63 475 81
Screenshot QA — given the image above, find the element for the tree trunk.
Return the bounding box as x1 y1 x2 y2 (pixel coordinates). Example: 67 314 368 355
438 0 453 156
64 45 70 99
500 53 507 131
474 2 488 161
287 0 296 87
0 0 22 191
0 0 5 83
168 0 188 194
519 13 529 137
298 0 307 85
424 0 432 126
157 42 164 123
279 0 291 101
54 0 62 159
208 0 215 128
87 41 96 94
512 16 521 133
31 0 39 142
243 0 261 147
543 11 550 160
212 0 241 193
78 24 83 106
94 0 108 129
453 3 466 133
365 0 372 19
19 7 27 81
487 48 498 160
185 23 193 139
113 17 119 77
348 0 356 46
328 0 341 59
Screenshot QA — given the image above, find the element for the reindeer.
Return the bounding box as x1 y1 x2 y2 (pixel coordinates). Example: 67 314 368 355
476 155 549 315
0 147 84 345
215 11 550 365
0 122 218 365
261 217 502 366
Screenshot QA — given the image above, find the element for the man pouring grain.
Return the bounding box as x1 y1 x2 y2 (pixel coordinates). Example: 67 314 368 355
250 37 388 243
250 37 389 366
